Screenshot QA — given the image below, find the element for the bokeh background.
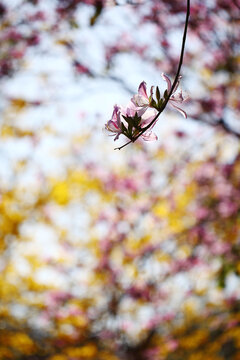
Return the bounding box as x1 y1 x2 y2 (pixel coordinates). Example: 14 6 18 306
0 1 240 359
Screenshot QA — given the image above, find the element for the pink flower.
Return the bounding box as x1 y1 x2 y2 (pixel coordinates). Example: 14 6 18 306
105 75 188 145
105 102 158 142
122 100 146 118
161 73 188 118
140 108 158 141
141 130 158 141
105 105 122 141
131 81 153 108
122 102 158 141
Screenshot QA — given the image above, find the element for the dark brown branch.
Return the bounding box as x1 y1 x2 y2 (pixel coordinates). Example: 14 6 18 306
115 0 190 150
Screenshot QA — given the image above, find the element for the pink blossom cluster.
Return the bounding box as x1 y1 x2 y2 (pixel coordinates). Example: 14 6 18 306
105 73 187 144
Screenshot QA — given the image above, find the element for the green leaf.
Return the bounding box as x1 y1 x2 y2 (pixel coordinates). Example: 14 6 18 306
150 98 157 108
156 86 160 102
121 122 127 133
122 115 134 125
128 122 133 135
158 98 163 110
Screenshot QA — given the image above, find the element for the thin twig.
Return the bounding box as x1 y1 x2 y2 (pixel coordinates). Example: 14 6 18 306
115 0 190 150
114 139 132 150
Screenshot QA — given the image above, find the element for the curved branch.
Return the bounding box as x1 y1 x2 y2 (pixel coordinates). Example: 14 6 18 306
115 0 190 150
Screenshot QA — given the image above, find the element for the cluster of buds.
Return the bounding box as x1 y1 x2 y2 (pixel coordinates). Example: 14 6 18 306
105 73 187 146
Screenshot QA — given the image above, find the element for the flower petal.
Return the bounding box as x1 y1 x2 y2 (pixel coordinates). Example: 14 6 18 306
114 132 121 141
141 131 158 141
111 105 120 122
170 102 187 118
106 120 120 132
138 81 148 98
131 94 149 107
121 102 147 118
161 73 172 93
171 90 184 103
140 108 158 126
172 75 182 94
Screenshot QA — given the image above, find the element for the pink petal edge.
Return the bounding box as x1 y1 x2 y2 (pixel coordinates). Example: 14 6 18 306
170 102 187 118
138 81 148 99
161 73 171 93
141 131 158 141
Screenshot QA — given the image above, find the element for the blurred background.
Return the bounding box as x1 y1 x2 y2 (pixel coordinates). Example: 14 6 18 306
0 0 240 359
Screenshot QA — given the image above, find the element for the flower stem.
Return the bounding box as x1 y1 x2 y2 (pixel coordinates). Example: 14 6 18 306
116 0 190 149
114 139 132 150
